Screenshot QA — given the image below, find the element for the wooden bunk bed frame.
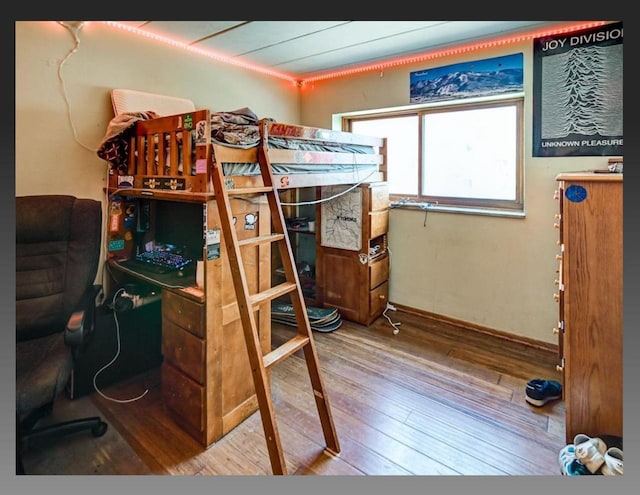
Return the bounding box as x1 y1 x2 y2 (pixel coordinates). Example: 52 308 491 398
106 108 387 200
103 108 389 451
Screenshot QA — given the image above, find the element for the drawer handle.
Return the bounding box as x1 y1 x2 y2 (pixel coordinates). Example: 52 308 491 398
553 293 560 302
378 294 386 300
556 364 564 373
552 327 560 335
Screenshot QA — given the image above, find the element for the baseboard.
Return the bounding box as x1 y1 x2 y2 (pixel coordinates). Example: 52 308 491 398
392 302 558 356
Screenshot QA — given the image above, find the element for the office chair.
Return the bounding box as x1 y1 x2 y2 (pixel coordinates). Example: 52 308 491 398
16 195 108 475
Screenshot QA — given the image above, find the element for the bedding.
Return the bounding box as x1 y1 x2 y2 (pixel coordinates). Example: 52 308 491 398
98 108 377 176
98 105 386 193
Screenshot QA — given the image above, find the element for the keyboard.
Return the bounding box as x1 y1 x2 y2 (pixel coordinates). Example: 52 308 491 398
133 250 193 272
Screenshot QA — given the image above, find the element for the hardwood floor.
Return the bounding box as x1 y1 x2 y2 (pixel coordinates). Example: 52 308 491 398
21 310 566 476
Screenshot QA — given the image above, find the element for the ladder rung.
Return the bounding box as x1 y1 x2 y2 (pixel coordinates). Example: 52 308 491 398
250 282 297 307
263 335 310 369
238 233 285 247
226 186 273 195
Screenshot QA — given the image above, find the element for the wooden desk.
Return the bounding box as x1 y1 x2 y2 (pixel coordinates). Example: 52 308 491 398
107 192 271 448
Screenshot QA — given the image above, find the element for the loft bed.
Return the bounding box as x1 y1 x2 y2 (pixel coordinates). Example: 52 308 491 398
99 89 387 200
96 93 391 452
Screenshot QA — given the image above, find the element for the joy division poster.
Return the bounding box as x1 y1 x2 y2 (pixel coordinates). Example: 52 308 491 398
410 53 523 104
533 22 623 157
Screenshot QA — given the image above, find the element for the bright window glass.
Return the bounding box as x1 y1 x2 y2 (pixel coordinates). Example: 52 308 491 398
346 97 523 213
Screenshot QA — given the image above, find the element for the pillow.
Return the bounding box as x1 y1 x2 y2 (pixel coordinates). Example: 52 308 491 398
111 88 196 116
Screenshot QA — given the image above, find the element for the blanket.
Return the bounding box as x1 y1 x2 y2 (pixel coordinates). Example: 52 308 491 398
97 108 268 174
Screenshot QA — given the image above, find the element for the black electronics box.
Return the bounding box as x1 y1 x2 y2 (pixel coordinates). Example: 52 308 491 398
68 301 163 399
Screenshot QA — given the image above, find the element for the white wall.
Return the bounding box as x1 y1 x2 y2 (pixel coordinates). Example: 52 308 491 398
299 42 615 345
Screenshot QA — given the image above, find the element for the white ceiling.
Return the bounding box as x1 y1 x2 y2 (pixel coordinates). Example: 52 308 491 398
115 20 574 79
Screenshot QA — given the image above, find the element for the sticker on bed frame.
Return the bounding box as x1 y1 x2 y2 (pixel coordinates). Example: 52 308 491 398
117 175 134 188
142 177 161 189
183 113 193 130
244 213 258 230
205 228 221 260
108 239 125 252
109 200 122 232
224 178 235 189
161 178 186 190
280 176 290 188
359 253 368 264
195 159 207 174
141 177 186 190
195 120 207 146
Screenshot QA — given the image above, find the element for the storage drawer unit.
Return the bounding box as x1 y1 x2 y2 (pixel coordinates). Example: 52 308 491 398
317 182 390 325
154 194 271 449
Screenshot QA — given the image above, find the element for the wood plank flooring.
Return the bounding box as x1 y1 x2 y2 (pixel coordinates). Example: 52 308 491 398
21 310 566 475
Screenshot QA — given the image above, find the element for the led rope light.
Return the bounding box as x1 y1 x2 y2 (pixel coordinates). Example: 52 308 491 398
97 21 300 85
301 21 609 85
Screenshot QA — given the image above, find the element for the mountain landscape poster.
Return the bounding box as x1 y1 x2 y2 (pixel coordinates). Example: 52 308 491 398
409 53 523 104
532 22 623 157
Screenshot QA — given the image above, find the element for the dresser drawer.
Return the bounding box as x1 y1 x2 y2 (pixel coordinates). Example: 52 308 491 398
369 254 389 290
162 289 205 338
369 210 389 239
162 319 206 384
368 182 389 211
161 362 205 434
369 280 389 320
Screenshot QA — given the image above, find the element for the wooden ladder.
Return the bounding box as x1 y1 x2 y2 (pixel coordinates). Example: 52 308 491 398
210 120 340 475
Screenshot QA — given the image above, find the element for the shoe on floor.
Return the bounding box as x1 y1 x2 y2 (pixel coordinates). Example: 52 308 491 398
574 434 607 473
558 444 591 475
558 444 575 475
601 447 623 475
525 379 562 406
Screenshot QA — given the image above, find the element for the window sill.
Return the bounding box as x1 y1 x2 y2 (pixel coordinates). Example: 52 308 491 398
389 201 526 219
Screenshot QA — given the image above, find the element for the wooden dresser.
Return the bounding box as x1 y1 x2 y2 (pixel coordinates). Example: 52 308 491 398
554 172 623 444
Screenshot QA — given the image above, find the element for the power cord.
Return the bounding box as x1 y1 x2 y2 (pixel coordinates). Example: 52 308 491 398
382 302 401 335
380 247 402 335
56 21 99 153
92 288 149 403
280 169 379 206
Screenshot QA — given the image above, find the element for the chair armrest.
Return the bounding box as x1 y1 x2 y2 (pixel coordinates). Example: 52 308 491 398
64 285 102 348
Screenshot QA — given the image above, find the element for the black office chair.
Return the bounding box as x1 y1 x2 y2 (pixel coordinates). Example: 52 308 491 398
16 195 108 475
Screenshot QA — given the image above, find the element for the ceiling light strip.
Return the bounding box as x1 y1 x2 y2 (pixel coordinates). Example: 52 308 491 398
300 21 610 84
95 21 300 84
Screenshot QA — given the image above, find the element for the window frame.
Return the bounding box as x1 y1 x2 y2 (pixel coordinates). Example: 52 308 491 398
343 94 525 215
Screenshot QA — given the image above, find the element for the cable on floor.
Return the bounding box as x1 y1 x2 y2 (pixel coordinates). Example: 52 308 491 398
92 288 149 403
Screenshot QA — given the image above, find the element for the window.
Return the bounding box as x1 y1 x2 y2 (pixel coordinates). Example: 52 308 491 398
346 96 524 214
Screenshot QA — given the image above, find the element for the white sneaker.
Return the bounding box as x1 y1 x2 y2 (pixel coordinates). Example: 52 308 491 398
601 447 623 475
574 434 607 474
